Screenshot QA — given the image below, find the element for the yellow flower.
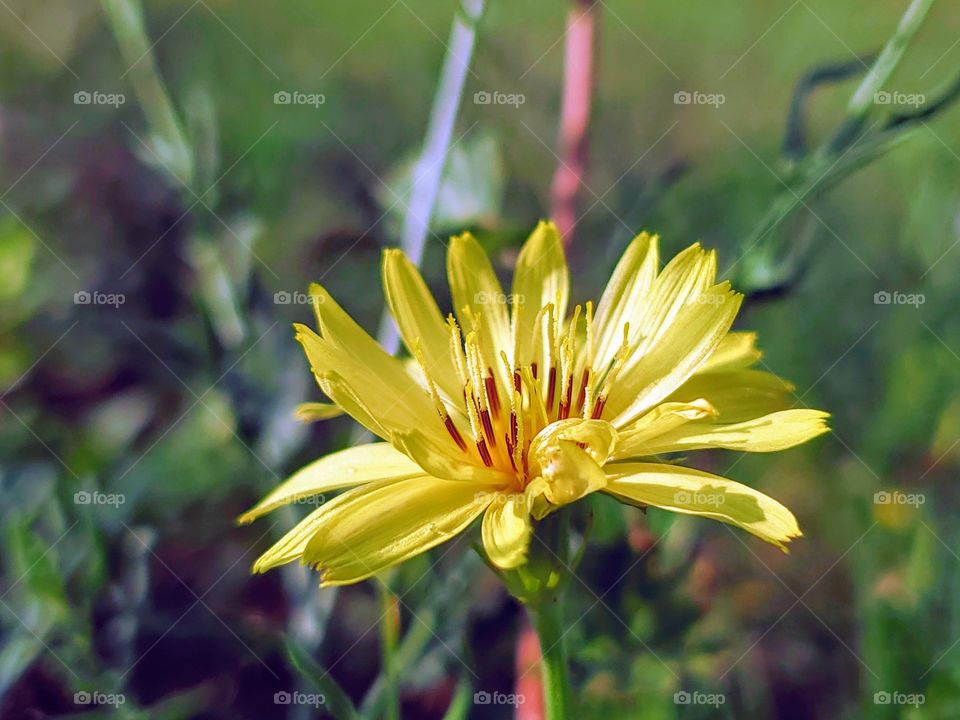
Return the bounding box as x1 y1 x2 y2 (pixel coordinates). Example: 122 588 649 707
241 221 828 586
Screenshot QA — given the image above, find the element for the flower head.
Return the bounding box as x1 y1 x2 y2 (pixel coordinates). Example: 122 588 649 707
241 222 828 586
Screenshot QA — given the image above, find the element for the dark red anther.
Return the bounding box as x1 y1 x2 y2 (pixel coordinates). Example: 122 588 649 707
546 367 558 414
484 372 500 420
575 368 590 415
444 415 468 451
558 376 574 420
590 396 606 419
477 438 493 467
480 408 497 448
531 362 538 380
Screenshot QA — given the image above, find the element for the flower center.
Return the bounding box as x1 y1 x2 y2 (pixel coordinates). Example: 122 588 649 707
415 301 633 488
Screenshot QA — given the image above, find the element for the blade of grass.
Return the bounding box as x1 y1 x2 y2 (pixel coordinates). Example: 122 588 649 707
375 0 487 355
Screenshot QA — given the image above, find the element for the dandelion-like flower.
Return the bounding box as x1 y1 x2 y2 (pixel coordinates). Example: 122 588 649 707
241 222 828 585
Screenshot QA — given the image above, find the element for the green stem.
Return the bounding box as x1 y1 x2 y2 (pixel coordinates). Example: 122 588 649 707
100 0 195 188
530 601 570 720
377 582 400 720
844 0 936 124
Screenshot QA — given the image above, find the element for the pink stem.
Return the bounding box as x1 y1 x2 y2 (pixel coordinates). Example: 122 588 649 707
550 0 599 248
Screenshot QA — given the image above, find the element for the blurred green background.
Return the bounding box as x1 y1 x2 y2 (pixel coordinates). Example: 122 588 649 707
1 0 959 717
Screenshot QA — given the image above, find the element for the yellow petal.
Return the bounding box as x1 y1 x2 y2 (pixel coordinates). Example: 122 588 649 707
631 243 717 356
238 443 423 525
382 249 462 401
608 283 742 425
511 221 569 367
313 369 389 439
301 476 493 586
666 369 796 423
481 493 532 569
592 232 659 369
295 321 446 446
446 232 512 389
700 331 761 373
604 463 802 550
537 438 608 507
294 402 344 422
634 409 830 455
391 429 513 485
612 399 718 460
253 504 331 572
529 418 618 467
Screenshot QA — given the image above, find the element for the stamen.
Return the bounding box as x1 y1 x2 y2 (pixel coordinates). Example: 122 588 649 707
546 366 557 415
521 365 548 429
444 415 468 450
575 368 590 416
480 408 497 449
413 340 448 420
590 396 606 419
463 380 484 443
485 371 501 420
584 300 595 370
512 389 525 476
447 316 470 387
477 438 493 466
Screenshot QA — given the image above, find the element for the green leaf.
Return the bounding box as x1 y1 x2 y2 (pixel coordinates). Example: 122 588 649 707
285 640 359 720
